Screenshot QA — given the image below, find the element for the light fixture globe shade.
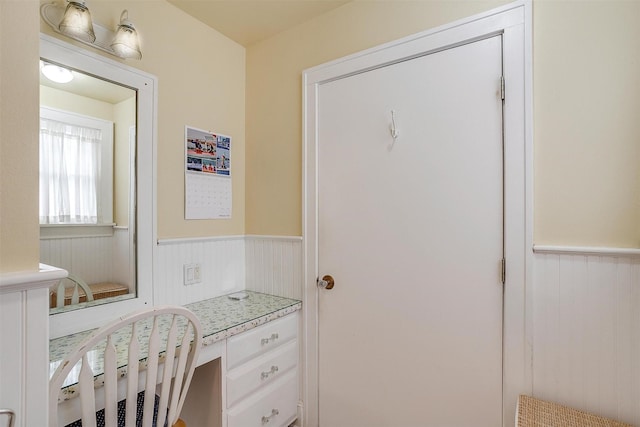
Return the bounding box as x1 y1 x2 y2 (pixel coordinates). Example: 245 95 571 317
41 64 74 84
58 1 96 43
111 10 142 59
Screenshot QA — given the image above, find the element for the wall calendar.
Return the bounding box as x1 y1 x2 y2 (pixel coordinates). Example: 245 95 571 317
184 125 232 219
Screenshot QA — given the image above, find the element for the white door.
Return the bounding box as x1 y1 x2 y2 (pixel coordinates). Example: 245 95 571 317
317 35 504 427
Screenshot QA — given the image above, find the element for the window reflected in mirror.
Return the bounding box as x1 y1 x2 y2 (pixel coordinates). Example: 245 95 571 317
39 59 138 314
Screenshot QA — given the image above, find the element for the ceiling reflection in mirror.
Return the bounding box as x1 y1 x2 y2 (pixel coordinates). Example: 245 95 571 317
39 59 138 315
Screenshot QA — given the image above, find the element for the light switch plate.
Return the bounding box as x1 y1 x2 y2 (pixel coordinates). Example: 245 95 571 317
183 263 201 285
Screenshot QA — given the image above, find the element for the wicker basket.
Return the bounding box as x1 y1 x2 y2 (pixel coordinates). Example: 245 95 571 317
49 282 129 308
516 395 633 427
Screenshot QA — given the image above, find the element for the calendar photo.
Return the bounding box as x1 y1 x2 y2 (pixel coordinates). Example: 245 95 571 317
185 126 231 177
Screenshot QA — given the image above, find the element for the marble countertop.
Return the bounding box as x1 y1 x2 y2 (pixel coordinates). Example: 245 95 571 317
50 291 301 399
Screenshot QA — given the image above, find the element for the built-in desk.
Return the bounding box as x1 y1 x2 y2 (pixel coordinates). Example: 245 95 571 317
50 291 302 427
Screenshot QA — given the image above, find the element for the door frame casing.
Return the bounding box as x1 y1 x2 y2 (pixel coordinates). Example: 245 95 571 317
302 1 533 426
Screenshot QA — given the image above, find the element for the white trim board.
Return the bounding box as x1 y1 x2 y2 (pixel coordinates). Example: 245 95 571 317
156 235 302 246
302 1 533 426
42 34 158 339
533 245 640 257
245 235 303 241
157 235 246 245
0 263 67 294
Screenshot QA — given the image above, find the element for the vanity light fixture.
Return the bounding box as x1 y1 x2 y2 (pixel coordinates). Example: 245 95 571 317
41 62 74 83
57 1 95 43
111 10 142 60
41 1 143 60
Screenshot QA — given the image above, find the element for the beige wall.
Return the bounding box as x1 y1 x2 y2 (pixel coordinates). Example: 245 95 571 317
40 85 115 120
1 1 245 274
0 1 41 273
2 0 639 276
41 1 246 240
533 0 640 247
245 0 510 236
246 0 640 247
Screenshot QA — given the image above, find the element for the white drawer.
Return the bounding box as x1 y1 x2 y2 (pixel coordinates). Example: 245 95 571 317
227 369 298 427
227 313 298 370
227 339 298 408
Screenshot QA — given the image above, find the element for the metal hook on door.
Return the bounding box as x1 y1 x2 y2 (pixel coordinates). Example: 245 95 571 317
0 409 15 427
389 110 399 150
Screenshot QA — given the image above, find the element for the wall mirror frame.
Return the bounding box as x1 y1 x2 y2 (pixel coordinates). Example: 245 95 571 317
41 34 157 339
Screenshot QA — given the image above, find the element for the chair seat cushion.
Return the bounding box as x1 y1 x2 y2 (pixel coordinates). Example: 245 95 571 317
64 391 165 427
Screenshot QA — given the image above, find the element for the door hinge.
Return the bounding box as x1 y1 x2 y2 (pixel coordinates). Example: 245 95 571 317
501 258 506 285
500 76 505 101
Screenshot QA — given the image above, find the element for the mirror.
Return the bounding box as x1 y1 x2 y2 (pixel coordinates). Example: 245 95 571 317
41 34 156 339
40 60 137 315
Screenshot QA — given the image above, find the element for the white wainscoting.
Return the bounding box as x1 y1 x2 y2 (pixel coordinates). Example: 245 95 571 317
155 236 246 305
532 247 640 424
40 234 126 285
245 235 303 300
40 234 302 307
0 264 66 427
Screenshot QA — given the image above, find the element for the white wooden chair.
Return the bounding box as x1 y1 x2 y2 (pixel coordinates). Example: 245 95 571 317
49 306 202 427
53 274 95 308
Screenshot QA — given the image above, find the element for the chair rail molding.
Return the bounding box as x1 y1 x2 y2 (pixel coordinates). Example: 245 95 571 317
533 245 640 257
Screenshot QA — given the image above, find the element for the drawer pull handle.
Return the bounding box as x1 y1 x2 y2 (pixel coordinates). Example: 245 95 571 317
260 365 279 380
261 333 279 345
261 408 279 424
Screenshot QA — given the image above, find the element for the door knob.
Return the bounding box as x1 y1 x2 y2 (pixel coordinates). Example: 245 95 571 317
318 275 335 290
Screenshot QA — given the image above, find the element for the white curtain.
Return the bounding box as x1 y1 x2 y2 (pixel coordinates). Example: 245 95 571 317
39 118 102 224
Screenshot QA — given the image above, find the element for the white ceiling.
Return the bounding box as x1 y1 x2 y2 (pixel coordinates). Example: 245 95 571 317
40 61 136 105
167 0 351 47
